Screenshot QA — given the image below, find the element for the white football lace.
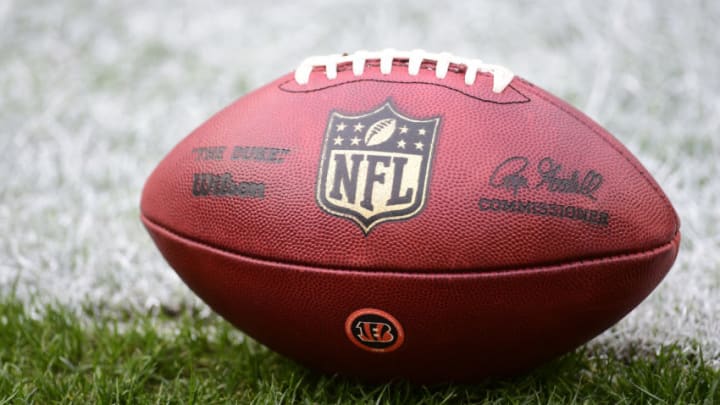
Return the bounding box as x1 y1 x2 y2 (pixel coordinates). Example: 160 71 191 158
294 49 514 93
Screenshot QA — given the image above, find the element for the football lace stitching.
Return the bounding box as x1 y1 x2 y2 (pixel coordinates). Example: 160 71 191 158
294 49 514 93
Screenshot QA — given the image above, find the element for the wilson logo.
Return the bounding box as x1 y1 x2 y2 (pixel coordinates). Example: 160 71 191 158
316 101 440 234
191 173 265 198
345 308 404 353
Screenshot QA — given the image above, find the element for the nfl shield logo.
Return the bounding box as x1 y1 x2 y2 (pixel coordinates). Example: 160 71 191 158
316 101 441 234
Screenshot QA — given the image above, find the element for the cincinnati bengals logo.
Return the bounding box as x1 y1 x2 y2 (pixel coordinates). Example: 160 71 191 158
355 321 394 343
345 308 404 353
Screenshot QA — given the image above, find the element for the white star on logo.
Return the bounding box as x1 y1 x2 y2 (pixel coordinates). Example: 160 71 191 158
336 122 347 132
333 136 344 145
397 139 406 149
350 136 361 146
418 128 426 136
414 141 424 150
353 122 365 132
399 125 409 134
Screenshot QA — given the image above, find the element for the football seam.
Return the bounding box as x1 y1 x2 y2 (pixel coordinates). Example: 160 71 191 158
517 79 679 235
142 213 680 276
278 61 531 105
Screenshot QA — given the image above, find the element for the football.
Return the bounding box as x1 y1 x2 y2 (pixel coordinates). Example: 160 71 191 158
140 49 680 382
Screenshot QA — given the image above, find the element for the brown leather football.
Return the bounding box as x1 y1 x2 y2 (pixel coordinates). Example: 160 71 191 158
140 49 680 382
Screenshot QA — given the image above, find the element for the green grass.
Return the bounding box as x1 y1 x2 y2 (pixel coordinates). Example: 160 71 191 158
0 297 717 404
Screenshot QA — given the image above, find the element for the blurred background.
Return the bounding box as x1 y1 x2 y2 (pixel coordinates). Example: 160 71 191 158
1 0 718 364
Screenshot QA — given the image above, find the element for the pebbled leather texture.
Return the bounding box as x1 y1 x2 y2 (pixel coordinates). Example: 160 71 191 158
142 215 679 382
140 62 680 381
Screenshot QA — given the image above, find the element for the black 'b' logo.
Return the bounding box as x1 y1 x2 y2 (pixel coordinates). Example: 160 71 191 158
345 308 405 353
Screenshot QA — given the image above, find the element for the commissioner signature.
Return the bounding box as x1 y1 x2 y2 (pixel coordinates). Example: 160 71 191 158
489 156 604 200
